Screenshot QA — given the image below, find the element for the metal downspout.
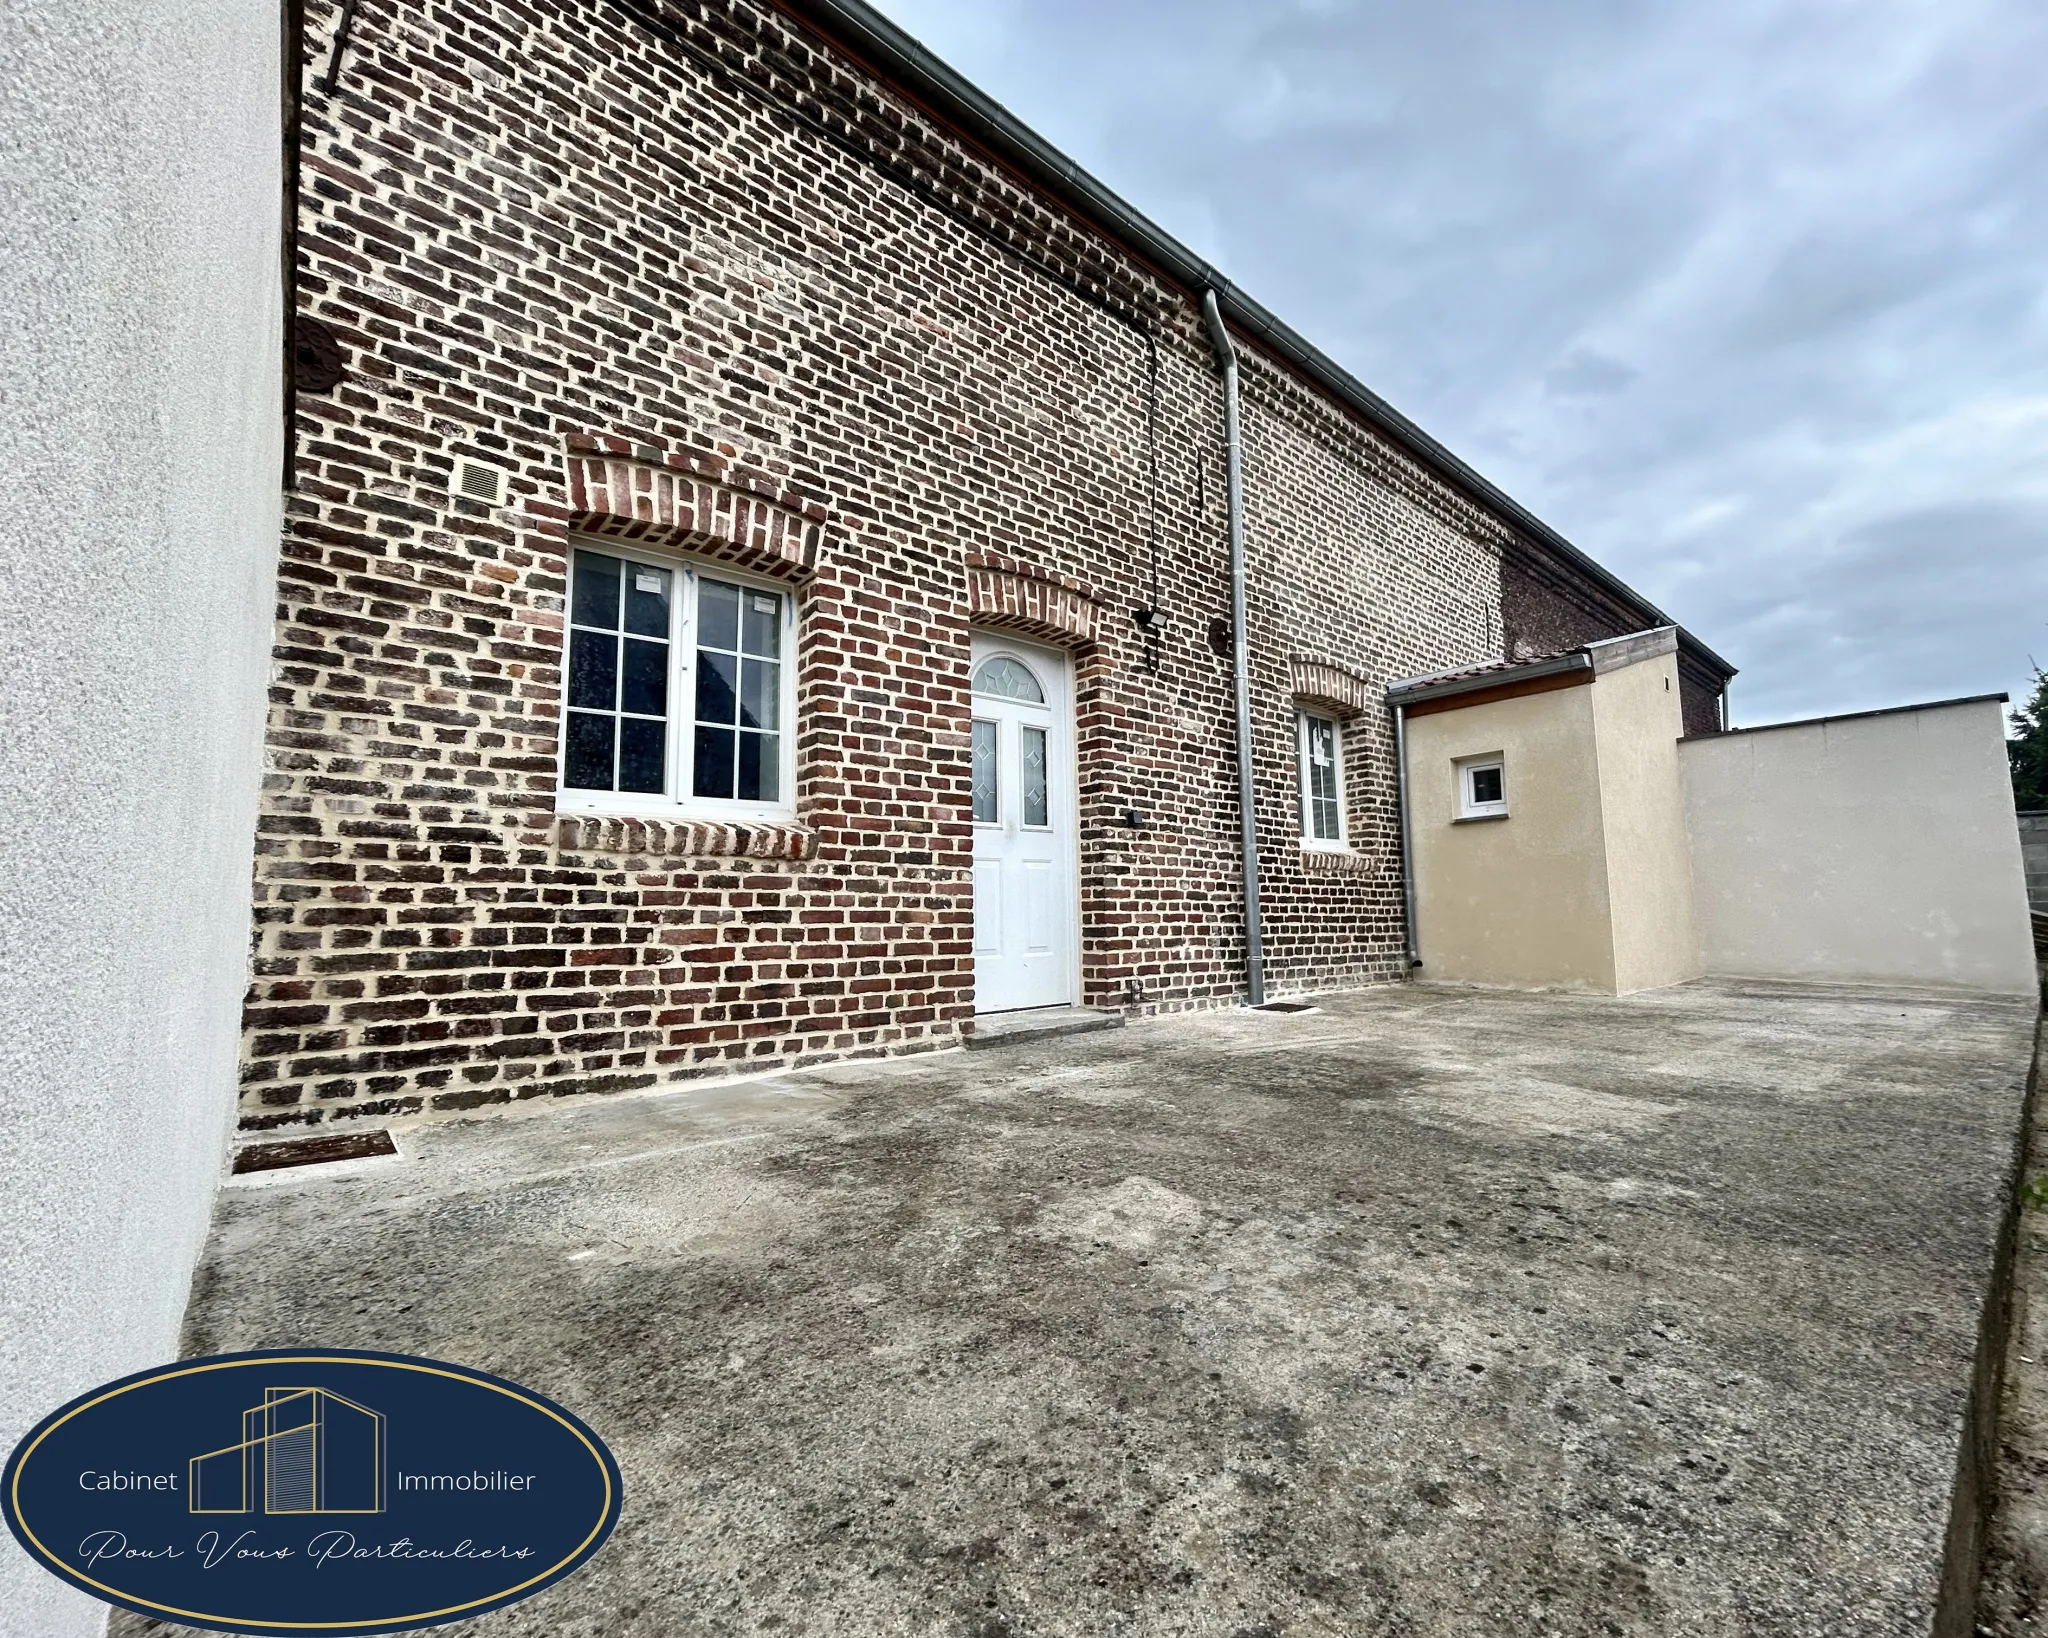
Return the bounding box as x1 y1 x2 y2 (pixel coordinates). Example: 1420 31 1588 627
1394 702 1421 969
1202 289 1266 1006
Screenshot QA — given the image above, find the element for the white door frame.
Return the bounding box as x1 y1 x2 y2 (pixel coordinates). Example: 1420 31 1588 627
970 632 1082 1013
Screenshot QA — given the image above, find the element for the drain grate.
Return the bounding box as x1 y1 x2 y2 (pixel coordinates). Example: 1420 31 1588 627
1252 1001 1319 1014
232 1131 398 1175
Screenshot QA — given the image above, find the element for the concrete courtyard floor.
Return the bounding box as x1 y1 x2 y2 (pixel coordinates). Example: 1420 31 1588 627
132 978 2041 1637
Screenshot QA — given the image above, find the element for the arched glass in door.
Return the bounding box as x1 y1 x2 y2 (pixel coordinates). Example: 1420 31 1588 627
973 654 1044 703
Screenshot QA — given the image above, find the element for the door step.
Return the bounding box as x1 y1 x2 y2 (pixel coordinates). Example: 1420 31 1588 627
965 1006 1125 1050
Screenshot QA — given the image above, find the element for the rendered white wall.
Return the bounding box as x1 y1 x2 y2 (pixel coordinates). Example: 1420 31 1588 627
1679 699 2036 994
1586 636 1703 994
1404 633 1702 996
0 2 281 1631
1406 679 1617 989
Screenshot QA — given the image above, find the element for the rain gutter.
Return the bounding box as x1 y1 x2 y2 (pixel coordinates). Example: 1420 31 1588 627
1201 289 1265 1007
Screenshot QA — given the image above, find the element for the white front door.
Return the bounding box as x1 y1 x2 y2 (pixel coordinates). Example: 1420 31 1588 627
971 635 1077 1013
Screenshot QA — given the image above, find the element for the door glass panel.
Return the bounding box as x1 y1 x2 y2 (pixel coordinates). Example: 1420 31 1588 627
972 655 1044 702
972 719 997 823
1021 726 1049 827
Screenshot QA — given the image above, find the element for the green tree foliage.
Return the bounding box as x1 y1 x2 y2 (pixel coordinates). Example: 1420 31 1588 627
2013 665 2048 810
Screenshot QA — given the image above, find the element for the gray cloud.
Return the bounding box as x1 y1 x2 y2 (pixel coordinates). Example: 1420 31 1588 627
870 0 2048 724
1545 350 1640 398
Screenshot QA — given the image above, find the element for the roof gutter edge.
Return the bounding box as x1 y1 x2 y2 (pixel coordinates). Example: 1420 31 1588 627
1386 652 1593 706
773 0 1738 682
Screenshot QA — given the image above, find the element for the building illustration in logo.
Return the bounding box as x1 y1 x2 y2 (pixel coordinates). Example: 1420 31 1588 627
189 1387 386 1515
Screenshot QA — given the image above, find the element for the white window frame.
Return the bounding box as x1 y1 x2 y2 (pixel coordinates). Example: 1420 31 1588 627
554 538 799 824
1457 754 1508 821
1296 709 1348 849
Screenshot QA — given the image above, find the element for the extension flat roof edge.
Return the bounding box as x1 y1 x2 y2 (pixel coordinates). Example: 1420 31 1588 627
772 0 1737 682
1711 693 2012 738
1386 650 1592 704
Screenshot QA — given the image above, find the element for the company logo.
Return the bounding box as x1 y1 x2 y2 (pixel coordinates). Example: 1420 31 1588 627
3 1350 623 1636
191 1387 387 1516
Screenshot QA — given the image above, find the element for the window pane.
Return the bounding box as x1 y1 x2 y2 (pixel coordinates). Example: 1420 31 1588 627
1307 717 1334 766
742 591 781 658
739 657 779 730
1471 765 1504 805
1021 725 1048 827
564 711 614 790
619 717 666 793
695 651 738 724
693 725 735 799
571 551 621 629
738 732 779 802
621 638 668 717
1304 716 1342 841
699 579 740 652
568 630 618 711
971 719 997 823
624 563 671 638
972 655 1044 702
1310 749 1340 808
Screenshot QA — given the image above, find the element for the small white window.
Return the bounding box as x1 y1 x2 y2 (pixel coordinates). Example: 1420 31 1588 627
1297 711 1346 846
557 542 797 821
1458 756 1508 820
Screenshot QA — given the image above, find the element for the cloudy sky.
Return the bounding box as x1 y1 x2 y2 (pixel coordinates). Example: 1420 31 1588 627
868 0 2048 727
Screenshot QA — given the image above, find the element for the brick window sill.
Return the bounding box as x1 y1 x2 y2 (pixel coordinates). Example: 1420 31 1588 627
1298 845 1375 875
555 814 813 860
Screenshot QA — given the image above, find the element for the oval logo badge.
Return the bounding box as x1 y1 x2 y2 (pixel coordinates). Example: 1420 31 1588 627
3 1349 623 1635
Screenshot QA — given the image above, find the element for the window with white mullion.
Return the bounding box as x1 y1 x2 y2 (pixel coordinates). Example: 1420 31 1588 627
1297 710 1346 845
564 550 673 795
558 543 794 819
687 576 784 804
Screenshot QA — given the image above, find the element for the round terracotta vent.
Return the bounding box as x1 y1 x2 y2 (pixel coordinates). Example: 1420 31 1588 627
293 315 347 394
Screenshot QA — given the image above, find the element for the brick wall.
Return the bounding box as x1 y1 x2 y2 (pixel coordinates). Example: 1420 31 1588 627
1503 546 1725 736
245 0 1699 1132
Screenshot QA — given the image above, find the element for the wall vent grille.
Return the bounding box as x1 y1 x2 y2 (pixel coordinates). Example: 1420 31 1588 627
456 459 507 506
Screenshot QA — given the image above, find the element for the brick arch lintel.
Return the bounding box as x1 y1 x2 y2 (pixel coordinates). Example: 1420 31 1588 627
565 451 825 582
1289 657 1374 717
966 551 1099 646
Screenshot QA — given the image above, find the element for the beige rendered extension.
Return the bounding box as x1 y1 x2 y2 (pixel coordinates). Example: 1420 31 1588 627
1400 628 1703 993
